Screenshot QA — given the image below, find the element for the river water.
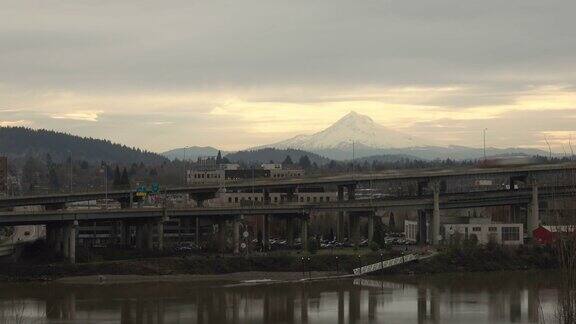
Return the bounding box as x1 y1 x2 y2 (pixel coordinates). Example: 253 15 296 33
0 271 561 323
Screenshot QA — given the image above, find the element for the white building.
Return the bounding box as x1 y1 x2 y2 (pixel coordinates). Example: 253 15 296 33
404 220 524 245
443 223 523 245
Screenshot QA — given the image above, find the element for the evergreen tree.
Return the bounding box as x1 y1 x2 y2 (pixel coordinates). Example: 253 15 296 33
113 166 121 187
120 167 130 187
282 155 293 166
298 155 311 169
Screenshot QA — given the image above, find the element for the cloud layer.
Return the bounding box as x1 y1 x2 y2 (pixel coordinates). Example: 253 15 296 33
1 0 575 152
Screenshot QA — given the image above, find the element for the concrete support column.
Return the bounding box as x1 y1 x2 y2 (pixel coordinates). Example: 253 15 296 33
301 217 309 251
431 183 441 245
350 213 361 247
262 214 269 250
286 217 294 247
233 216 240 255
336 186 345 242
63 223 70 259
217 219 226 253
417 210 428 244
69 221 77 264
135 223 144 250
195 217 200 246
157 220 164 251
121 221 130 247
367 213 374 243
144 222 153 250
528 184 539 238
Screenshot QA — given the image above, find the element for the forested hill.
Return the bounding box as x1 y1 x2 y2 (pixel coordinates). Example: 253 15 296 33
225 148 330 165
0 127 167 164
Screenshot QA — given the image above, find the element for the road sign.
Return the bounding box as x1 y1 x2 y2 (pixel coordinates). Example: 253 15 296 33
151 183 160 193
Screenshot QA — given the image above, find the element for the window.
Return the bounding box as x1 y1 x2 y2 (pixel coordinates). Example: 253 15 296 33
234 197 239 203
274 197 278 202
326 197 330 202
307 197 311 202
489 227 497 232
472 227 481 232
502 227 520 241
319 197 324 202
228 197 232 203
313 197 317 202
300 197 304 202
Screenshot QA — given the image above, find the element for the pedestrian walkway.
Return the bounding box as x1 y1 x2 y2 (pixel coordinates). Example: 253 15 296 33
352 254 418 275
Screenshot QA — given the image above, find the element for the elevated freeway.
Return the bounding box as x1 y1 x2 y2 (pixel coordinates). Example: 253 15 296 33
2 162 575 209
2 185 574 226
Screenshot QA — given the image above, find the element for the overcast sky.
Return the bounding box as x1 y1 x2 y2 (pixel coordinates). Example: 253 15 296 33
1 0 576 152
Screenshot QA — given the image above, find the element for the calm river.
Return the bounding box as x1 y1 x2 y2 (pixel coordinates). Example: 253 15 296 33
0 271 561 323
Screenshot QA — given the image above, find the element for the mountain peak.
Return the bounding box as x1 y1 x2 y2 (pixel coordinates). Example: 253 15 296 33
336 111 374 124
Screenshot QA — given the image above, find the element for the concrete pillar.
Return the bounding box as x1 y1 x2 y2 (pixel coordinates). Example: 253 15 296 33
195 217 200 246
157 220 164 251
135 223 144 249
337 186 345 242
69 221 77 264
350 213 361 247
301 217 309 251
262 214 269 250
233 216 240 255
217 219 227 253
286 217 294 247
63 223 70 259
431 183 441 245
145 222 154 250
120 221 129 247
528 184 539 238
367 213 374 243
418 210 428 244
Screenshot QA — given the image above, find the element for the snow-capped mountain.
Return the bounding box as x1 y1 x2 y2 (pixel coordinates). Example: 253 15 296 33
253 111 550 161
263 111 425 151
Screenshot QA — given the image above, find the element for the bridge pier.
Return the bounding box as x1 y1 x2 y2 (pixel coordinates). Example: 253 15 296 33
216 219 227 253
262 214 269 251
431 182 441 245
233 216 240 255
120 221 131 248
301 216 309 251
157 220 165 251
350 213 361 247
417 210 428 244
528 184 539 238
286 217 295 247
57 221 77 264
367 212 374 243
336 186 345 242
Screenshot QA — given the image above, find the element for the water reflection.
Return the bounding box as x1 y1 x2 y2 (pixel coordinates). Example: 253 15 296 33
0 271 560 324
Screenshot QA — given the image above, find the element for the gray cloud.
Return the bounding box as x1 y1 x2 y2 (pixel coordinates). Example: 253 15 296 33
1 0 576 151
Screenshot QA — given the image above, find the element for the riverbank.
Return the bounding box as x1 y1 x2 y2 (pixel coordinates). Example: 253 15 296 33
0 243 558 282
0 252 392 282
388 243 557 275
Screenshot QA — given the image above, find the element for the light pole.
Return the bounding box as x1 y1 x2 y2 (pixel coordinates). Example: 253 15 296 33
68 150 73 193
483 128 487 161
183 146 189 186
101 165 108 210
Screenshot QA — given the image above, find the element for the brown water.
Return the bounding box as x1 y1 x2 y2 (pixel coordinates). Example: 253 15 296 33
0 271 561 323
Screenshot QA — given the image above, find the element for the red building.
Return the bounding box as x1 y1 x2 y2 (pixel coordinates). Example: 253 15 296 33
533 225 576 245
